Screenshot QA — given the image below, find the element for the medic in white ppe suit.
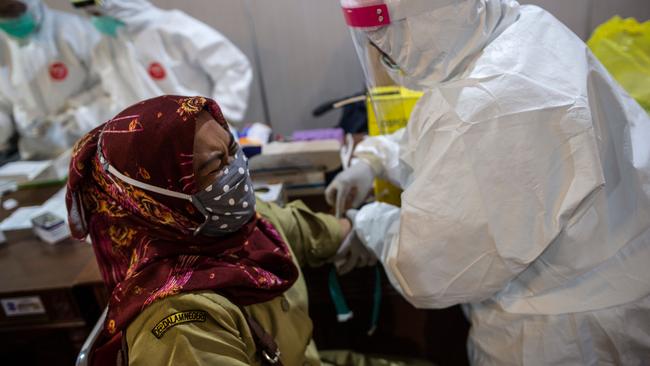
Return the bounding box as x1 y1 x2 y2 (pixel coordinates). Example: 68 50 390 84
0 0 107 160
69 0 253 124
327 0 650 364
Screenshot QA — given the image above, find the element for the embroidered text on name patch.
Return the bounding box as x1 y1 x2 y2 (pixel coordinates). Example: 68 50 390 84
151 310 207 339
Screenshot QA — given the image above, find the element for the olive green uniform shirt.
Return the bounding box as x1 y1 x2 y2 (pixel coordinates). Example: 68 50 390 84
126 200 344 366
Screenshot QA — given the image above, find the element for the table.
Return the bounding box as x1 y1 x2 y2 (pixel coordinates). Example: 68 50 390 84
0 186 106 365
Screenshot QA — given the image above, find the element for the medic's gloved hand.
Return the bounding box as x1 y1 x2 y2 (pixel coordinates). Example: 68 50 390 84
333 209 377 275
325 160 375 218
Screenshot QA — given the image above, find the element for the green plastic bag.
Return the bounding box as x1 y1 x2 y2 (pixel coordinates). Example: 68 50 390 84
588 16 650 114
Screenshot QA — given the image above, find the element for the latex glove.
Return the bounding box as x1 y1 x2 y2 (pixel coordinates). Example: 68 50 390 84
333 209 377 275
325 160 375 218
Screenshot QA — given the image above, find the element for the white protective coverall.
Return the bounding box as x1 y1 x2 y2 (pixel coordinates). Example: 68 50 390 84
348 1 650 364
0 0 107 159
91 0 253 123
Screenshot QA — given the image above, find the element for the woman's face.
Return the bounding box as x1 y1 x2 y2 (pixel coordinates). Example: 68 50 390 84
193 111 235 190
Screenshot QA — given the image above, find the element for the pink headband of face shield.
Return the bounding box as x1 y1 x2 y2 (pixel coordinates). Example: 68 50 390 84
340 0 391 28
341 0 455 28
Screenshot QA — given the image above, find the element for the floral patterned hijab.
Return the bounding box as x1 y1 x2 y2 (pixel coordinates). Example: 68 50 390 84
66 95 298 355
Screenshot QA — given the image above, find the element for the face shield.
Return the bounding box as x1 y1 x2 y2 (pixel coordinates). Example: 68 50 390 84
341 0 427 135
341 0 427 206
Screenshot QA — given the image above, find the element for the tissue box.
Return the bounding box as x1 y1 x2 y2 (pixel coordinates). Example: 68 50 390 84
31 212 70 244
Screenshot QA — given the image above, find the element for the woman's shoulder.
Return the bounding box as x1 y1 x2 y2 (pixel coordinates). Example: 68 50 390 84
126 291 256 365
128 290 247 338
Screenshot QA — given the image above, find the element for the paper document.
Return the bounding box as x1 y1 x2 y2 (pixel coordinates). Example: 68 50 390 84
0 206 42 231
0 161 52 184
0 149 71 186
0 188 68 232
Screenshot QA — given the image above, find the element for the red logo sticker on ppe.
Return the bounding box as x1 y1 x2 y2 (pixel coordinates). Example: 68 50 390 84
49 62 68 81
148 62 166 80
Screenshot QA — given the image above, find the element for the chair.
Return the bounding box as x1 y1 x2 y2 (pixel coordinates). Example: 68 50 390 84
76 307 108 366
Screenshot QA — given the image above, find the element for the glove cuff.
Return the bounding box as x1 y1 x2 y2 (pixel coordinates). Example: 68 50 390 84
353 153 383 177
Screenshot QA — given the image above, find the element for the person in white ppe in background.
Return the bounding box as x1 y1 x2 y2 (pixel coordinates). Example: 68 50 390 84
0 0 108 160
69 0 253 124
327 0 650 364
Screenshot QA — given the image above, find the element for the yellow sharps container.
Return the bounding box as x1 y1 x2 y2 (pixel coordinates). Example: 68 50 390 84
366 86 423 206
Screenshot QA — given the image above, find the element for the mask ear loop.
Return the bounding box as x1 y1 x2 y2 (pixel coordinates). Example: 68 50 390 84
96 126 206 235
97 129 124 195
191 196 210 237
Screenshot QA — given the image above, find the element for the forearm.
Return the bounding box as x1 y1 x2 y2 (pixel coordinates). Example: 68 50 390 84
256 199 345 268
338 218 352 239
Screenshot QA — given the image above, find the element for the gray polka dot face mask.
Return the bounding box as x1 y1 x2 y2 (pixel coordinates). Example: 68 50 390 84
192 147 256 237
97 133 255 237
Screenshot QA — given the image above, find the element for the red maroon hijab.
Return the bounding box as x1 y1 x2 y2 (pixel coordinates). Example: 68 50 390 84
66 96 298 356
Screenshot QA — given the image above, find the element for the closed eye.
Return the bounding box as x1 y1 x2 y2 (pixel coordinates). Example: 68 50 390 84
198 152 224 174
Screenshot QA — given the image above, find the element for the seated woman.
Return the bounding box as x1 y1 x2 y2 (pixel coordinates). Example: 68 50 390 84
66 95 390 365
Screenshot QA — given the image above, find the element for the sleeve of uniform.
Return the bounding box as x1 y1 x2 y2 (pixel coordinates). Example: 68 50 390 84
172 12 252 123
60 83 114 136
256 200 344 268
127 292 255 366
354 88 604 309
354 202 407 296
0 95 15 153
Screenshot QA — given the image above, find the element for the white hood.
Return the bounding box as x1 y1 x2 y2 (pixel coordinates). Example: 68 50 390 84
100 0 157 27
21 0 46 27
367 0 520 89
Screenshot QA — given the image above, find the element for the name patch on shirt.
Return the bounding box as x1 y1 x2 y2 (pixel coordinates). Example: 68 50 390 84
151 310 207 339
